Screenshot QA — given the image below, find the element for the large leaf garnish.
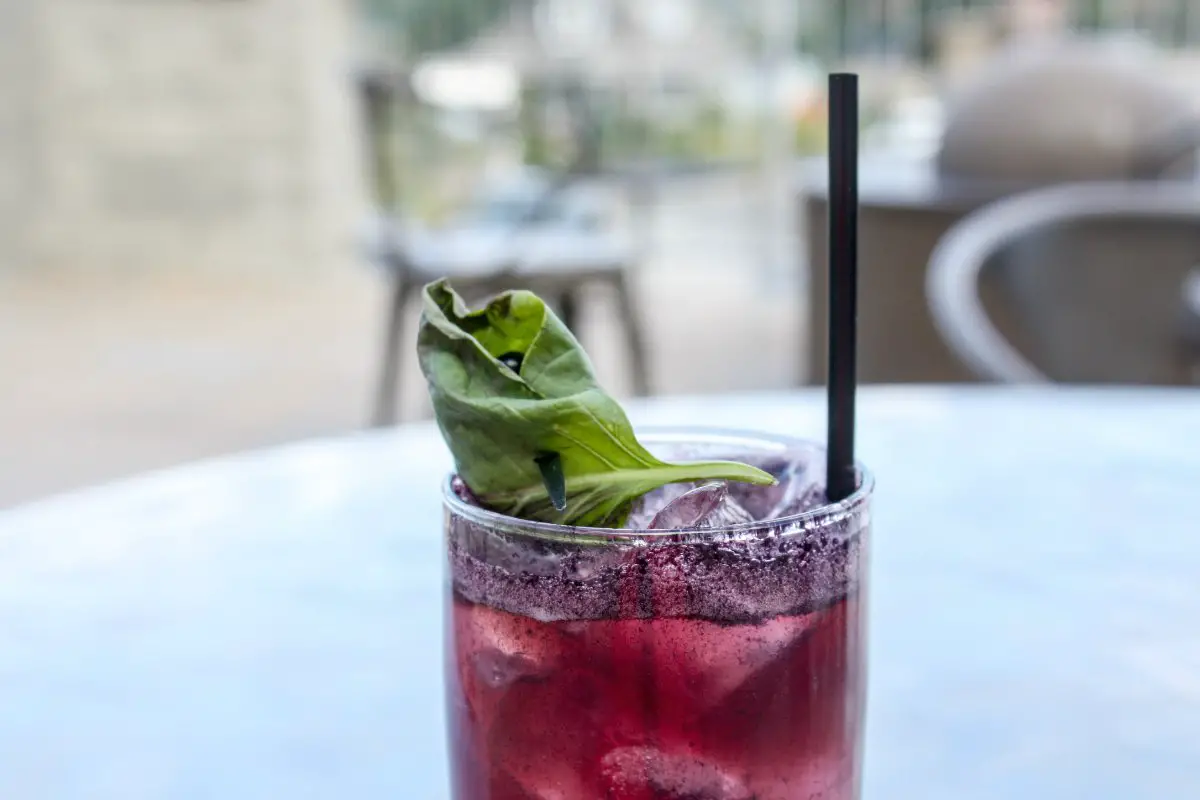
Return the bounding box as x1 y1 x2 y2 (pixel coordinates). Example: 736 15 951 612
417 279 775 527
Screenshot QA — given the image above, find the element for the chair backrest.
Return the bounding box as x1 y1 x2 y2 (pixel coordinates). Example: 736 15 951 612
353 69 627 284
926 182 1200 384
501 75 606 231
355 67 605 233
356 67 411 214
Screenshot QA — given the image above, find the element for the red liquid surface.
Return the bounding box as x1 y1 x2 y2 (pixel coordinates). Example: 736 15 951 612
448 592 864 800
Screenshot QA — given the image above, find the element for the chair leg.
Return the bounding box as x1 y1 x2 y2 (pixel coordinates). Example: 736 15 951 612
1180 347 1200 386
557 290 580 337
614 272 651 396
373 275 410 428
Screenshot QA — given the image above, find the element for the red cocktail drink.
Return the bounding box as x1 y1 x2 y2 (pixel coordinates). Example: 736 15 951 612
444 431 871 800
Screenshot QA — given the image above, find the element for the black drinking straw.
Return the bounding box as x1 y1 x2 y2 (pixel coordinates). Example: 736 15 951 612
826 73 859 503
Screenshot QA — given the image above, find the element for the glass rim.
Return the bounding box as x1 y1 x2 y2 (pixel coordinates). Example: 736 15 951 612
441 426 874 545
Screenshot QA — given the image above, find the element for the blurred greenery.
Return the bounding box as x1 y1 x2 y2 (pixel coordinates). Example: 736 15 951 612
793 110 827 155
363 0 522 54
518 85 554 169
364 0 1200 64
358 0 906 221
371 86 861 223
515 85 769 169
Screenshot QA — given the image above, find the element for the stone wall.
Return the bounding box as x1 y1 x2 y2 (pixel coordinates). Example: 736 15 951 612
0 0 37 272
0 0 365 273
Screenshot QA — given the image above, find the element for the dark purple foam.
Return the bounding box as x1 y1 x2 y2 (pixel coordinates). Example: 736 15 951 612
446 452 868 625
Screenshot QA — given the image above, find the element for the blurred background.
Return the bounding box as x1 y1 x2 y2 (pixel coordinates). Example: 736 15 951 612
4 0 1200 507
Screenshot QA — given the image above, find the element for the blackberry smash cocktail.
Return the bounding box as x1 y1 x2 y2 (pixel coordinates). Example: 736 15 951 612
420 281 871 800
446 436 870 800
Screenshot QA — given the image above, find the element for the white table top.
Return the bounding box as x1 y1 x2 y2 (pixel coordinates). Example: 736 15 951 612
2 386 1198 799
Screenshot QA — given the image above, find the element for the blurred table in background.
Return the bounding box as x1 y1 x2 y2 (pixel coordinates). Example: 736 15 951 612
799 156 1028 386
1 386 1198 799
800 155 1200 387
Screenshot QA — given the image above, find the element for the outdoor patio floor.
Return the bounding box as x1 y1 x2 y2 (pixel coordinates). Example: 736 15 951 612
1 262 808 509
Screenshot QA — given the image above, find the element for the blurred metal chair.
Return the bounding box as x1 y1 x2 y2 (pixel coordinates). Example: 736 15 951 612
927 182 1200 384
804 38 1200 387
356 69 650 426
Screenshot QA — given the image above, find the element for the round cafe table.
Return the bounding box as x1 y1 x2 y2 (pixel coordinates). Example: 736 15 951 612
1 386 1198 799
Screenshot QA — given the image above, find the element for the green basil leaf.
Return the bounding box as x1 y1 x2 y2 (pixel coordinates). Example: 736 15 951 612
418 279 775 527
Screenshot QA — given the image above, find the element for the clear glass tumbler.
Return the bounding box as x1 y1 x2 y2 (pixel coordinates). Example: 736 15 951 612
443 429 872 800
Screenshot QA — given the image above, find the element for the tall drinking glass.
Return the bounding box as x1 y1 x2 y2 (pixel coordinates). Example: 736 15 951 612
443 429 872 800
